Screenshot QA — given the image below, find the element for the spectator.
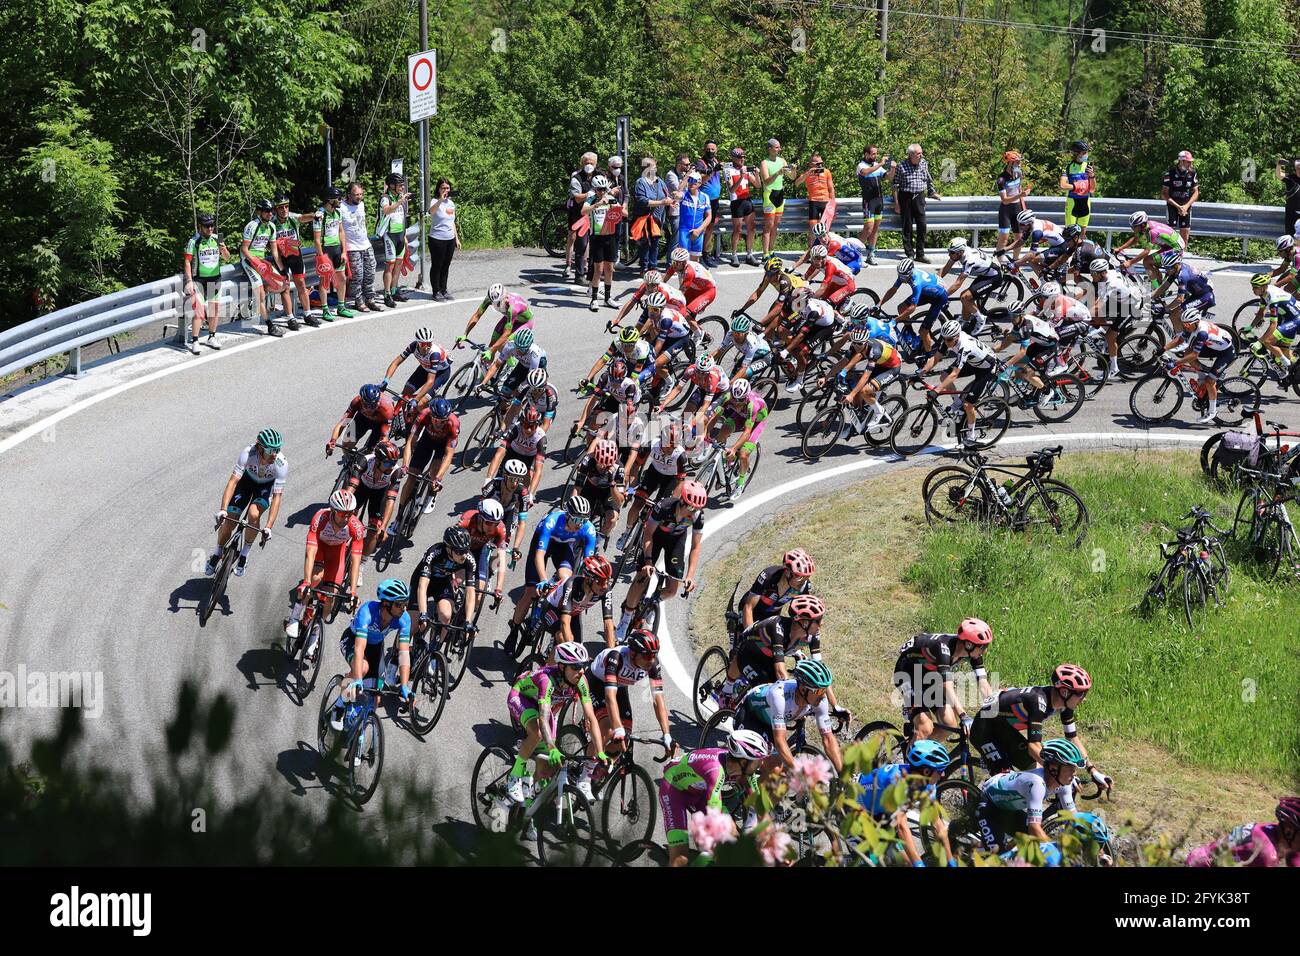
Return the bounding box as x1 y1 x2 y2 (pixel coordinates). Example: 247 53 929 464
796 150 836 246
632 157 671 274
583 173 621 311
856 145 893 264
1277 158 1300 238
995 150 1029 252
759 138 795 256
271 196 317 327
664 153 691 261
1059 139 1096 235
181 212 231 354
427 177 461 301
566 151 597 283
1161 151 1200 247
313 186 353 321
893 143 941 262
723 146 759 266
677 170 712 262
695 140 724 265
341 182 382 312
240 198 289 335
376 173 412 308
606 153 629 268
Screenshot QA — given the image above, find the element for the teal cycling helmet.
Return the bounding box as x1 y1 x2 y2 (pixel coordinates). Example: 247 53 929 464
1069 810 1111 844
1040 738 1086 768
905 739 951 772
512 327 534 350
730 313 753 333
377 578 410 603
792 658 833 689
256 427 283 451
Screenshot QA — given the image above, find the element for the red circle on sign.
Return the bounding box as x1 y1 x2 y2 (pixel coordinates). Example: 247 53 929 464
412 58 433 91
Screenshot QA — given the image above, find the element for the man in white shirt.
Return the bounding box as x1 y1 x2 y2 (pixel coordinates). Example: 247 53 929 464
342 182 383 312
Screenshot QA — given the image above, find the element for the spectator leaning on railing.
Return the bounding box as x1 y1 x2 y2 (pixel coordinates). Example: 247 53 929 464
566 151 597 283
427 177 460 302
1278 157 1300 238
342 182 382 313
631 156 671 275
1162 150 1200 246
893 143 940 262
181 212 232 354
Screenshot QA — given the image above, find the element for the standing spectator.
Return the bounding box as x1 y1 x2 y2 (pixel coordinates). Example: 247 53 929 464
894 143 941 262
241 198 289 335
664 153 691 261
695 140 724 265
181 212 231 353
271 196 317 326
677 170 712 262
856 145 893 264
1162 151 1200 247
583 173 621 311
723 146 759 266
995 150 1029 252
427 177 461 302
375 173 412 307
632 157 671 275
759 138 795 257
1281 158 1300 238
796 151 836 246
1059 139 1096 234
313 186 353 321
566 151 597 283
606 153 630 270
341 182 382 312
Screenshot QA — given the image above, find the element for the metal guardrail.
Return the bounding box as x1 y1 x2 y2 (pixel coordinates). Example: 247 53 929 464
2 196 1285 388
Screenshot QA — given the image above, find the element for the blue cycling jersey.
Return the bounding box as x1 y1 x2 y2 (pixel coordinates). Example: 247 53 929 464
1176 264 1213 301
535 510 599 558
893 269 948 305
349 600 412 646
836 245 863 275
856 764 936 817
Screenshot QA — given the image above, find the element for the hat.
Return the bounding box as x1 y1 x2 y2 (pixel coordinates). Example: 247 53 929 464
686 170 702 182
1178 150 1193 162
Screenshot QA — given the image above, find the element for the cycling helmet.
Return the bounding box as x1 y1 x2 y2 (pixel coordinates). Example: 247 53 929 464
503 457 529 479
730 313 752 333
679 479 708 510
324 186 343 201
1275 797 1300 830
430 398 452 419
197 212 216 227
414 327 434 344
956 617 993 646
671 247 690 262
939 319 962 339
609 358 629 379
1088 258 1110 275
695 354 715 374
582 553 613 582
1129 210 1148 228
377 578 410 603
787 594 826 621
511 327 534 350
846 300 873 323
643 291 667 310
1277 235 1294 253
810 244 828 260
812 222 828 238
374 439 400 462
783 548 816 577
905 739 952 772
594 438 619 469
1062 224 1083 242
850 326 872 346
521 405 542 427
359 383 382 405
1040 738 1087 768
443 525 472 552
618 326 641 344
1160 249 1183 270
274 195 291 207
1039 281 1062 298
255 198 274 212
477 498 504 522
527 367 548 389
729 378 751 401
727 728 772 761
792 658 833 689
256 427 283 451
643 269 663 286
763 255 784 274
1070 811 1112 844
591 175 610 190
1016 209 1036 226
1051 663 1092 693
488 282 506 304
330 488 356 512
896 257 915 277
565 495 591 519
1250 272 1271 289
1038 843 1064 867
947 237 968 255
792 287 813 310
1071 140 1089 153
554 641 590 666
626 628 661 656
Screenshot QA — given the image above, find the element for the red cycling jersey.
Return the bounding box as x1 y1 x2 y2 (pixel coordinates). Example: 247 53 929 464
412 407 461 446
306 508 366 585
457 509 508 549
345 394 396 428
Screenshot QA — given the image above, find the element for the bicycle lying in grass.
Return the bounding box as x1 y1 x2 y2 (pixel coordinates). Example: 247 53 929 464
921 445 1090 548
1137 506 1230 626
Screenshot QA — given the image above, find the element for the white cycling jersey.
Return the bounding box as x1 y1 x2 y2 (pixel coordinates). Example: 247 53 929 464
980 767 1075 824
233 445 287 493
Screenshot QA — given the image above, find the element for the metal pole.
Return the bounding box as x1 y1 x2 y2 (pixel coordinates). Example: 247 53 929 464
417 0 430 291
324 125 333 187
876 0 888 121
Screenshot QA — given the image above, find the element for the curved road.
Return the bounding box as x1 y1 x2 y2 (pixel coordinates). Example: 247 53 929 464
0 248 1285 849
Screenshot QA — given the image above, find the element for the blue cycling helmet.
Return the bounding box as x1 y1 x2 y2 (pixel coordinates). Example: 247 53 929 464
1039 842 1062 867
1070 811 1111 845
1160 249 1183 270
430 398 452 419
905 739 951 772
360 383 382 405
377 578 409 603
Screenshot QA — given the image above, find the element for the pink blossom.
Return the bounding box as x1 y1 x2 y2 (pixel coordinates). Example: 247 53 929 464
788 753 833 796
756 823 794 866
688 806 737 855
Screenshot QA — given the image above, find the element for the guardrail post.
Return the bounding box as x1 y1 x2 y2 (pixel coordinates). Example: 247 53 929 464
1241 237 1249 261
971 228 979 248
63 346 83 379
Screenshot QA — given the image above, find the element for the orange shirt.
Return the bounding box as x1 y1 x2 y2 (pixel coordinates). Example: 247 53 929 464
804 168 834 202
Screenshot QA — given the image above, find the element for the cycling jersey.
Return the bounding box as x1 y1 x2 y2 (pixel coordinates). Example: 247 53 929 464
856 763 935 817
1186 823 1300 868
809 255 854 288
679 262 716 297
574 454 626 492
482 291 533 323
731 332 772 366
663 748 728 805
895 269 949 305
741 678 833 733
497 339 546 371
1262 286 1300 323
739 615 821 664
511 383 559 419
1020 218 1062 251
241 218 276 259
643 437 689 477
721 391 769 427
411 408 460 447
348 600 412 646
655 306 695 341
457 509 507 550
857 338 900 368
501 421 547 462
977 685 1077 742
949 331 997 369
306 508 366 551
513 663 592 710
314 206 343 247
185 233 224 278
591 645 664 695
1174 264 1214 303
1013 316 1060 348
743 565 812 617
598 374 642 406
648 496 705 536
953 250 1002 279
1188 319 1234 352
724 162 753 201
398 341 452 375
349 454 405 493
534 510 598 557
411 542 475 584
232 444 287 493
546 574 613 620
896 632 987 680
1138 221 1184 252
980 767 1075 824
1038 294 1091 327
683 363 729 395
344 394 396 429
800 298 838 328
375 190 407 235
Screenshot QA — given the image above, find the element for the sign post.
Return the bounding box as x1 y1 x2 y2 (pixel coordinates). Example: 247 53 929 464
408 46 437 290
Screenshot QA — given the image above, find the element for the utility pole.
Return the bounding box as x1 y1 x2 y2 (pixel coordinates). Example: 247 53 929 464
323 124 334 187
876 0 888 121
417 0 430 290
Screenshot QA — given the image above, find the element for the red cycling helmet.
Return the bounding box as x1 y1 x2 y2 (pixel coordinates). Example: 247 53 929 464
375 439 400 462
783 548 816 578
787 594 826 621
957 617 993 646
679 480 708 510
1276 797 1300 830
594 439 619 470
627 628 661 656
522 406 542 427
1052 663 1092 694
582 553 612 583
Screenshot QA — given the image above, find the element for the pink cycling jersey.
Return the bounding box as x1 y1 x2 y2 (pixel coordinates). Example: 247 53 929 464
1185 823 1300 867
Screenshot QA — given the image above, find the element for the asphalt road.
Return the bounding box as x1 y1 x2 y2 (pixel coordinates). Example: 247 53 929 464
0 247 1290 852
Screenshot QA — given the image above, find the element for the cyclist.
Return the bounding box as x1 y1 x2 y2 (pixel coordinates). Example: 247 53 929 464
779 286 840 393
536 553 617 648
1160 306 1236 423
1085 257 1141 378
1186 797 1300 867
587 630 674 788
181 212 232 352
327 383 394 457
802 244 856 309
818 325 902 431
643 291 702 374
976 737 1088 863
657 352 728 419
702 378 767 500
665 246 718 319
610 269 686 329
1269 235 1300 293
739 549 816 630
1008 209 1066 277
735 254 791 318
398 397 458 517
855 739 957 867
482 457 532 566
344 439 405 562
409 525 478 651
284 488 365 658
658 729 771 866
571 438 626 543
582 325 654 389
719 312 773 386
941 237 1008 324
483 405 548 503
892 619 994 743
795 222 866 274
313 186 353 321
573 357 642 449
1114 209 1185 287
734 658 845 774
505 495 598 654
456 498 508 606
505 641 606 805
996 302 1061 394
620 420 689 549
385 327 453 399
1246 271 1300 371
719 594 836 707
208 427 286 578
917 319 998 448
880 258 952 353
458 283 534 356
481 327 547 402
508 367 560 434
1031 280 1093 367
616 479 708 638
241 198 291 336
327 579 414 729
971 663 1113 790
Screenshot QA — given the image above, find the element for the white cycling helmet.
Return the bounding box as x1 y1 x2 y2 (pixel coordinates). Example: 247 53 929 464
1129 210 1148 228
414 327 434 344
644 269 663 286
554 641 590 666
527 367 548 389
643 291 667 310
477 498 504 522
1039 281 1062 297
810 244 828 260
1088 257 1110 275
850 326 872 346
939 319 962 339
671 247 690 262
896 257 914 276
1277 235 1294 253
503 457 529 479
591 175 610 190
948 237 968 255
330 489 357 512
727 728 771 760
1016 209 1036 226
729 378 751 400
488 282 506 304
696 354 715 373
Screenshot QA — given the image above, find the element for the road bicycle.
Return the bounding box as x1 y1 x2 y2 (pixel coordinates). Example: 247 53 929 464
554 729 671 854
199 515 265 627
921 445 1090 548
1137 506 1230 626
280 582 350 703
852 719 985 785
1128 358 1259 427
889 375 1011 458
800 394 906 461
1232 468 1300 582
1230 330 1300 398
1201 412 1300 488
315 673 412 807
539 202 569 258
445 341 516 413
690 436 762 502
987 360 1086 424
461 403 510 472
328 445 368 497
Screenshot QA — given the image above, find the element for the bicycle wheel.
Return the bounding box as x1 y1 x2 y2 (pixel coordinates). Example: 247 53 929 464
535 783 597 866
601 762 657 853
795 383 835 431
1200 432 1224 477
1230 300 1266 345
1032 375 1086 424
692 645 731 725
924 472 991 525
851 720 906 768
373 526 401 573
801 406 846 461
1128 373 1183 424
980 274 1025 312
864 395 907 447
409 646 448 736
1270 509 1300 582
199 546 234 627
446 362 480 412
1181 564 1208 627
446 626 475 692
843 288 881 313
1117 331 1162 378
346 710 384 806
695 314 729 352
470 745 518 831
930 779 985 864
540 204 568 258
890 403 938 458
561 425 590 466
970 399 1011 450
1020 480 1090 548
461 411 497 472
697 707 736 750
317 674 344 759
1213 377 1260 427
1071 352 1109 398
292 615 325 702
